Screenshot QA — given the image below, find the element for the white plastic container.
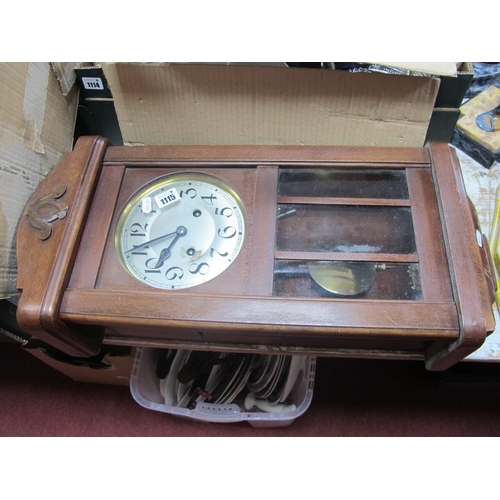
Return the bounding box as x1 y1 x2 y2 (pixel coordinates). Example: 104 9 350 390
130 347 316 427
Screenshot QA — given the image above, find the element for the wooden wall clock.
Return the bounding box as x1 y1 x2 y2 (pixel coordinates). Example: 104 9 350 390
16 136 496 371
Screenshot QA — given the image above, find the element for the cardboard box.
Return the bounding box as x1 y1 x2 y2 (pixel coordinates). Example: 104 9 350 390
24 341 134 386
365 62 473 106
0 62 78 300
73 63 123 146
51 63 78 96
347 62 472 108
102 62 440 148
434 62 474 108
425 63 474 143
425 108 462 143
332 62 473 143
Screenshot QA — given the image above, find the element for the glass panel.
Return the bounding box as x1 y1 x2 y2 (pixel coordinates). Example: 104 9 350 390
278 168 409 199
273 260 422 300
276 204 417 254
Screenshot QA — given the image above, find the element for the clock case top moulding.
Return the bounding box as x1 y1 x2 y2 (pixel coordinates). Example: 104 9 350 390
16 136 496 371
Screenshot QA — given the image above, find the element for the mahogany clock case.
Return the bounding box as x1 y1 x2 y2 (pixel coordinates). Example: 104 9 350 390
16 136 496 371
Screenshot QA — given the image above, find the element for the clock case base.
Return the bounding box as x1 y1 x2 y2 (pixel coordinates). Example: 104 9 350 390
16 136 496 371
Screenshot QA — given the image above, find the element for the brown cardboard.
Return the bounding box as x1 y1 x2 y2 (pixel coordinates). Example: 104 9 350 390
0 63 78 300
51 62 78 96
102 63 440 148
24 343 134 386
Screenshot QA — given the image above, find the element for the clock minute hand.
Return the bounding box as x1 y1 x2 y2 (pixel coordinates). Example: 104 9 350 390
124 229 178 254
154 226 188 268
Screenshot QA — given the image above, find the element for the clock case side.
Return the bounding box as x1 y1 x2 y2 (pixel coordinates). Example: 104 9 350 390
424 141 496 370
16 136 111 357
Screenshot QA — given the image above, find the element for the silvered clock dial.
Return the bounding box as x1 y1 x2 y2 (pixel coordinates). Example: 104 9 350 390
115 172 247 289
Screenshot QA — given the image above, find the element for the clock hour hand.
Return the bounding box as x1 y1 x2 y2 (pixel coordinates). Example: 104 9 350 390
124 229 179 254
154 226 188 268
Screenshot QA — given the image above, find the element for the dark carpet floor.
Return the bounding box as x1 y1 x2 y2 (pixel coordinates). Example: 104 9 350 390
2 341 500 437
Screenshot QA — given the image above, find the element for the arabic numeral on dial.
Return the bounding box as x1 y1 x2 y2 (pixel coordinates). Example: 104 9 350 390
210 248 229 258
214 207 233 218
126 244 149 256
218 226 237 239
144 258 162 273
189 262 209 275
180 188 197 199
201 194 217 205
130 222 148 237
166 266 185 280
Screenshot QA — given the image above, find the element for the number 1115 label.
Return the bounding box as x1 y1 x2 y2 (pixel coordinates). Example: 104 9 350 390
154 188 181 209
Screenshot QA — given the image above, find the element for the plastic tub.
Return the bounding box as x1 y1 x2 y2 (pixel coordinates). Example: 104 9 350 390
130 347 315 427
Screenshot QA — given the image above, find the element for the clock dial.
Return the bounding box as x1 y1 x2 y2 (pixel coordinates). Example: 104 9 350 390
115 172 247 289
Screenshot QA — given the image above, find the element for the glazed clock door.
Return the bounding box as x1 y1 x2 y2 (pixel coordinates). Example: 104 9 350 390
272 167 442 302
63 145 456 357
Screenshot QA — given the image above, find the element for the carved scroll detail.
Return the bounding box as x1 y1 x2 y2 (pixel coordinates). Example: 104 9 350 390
25 185 69 240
